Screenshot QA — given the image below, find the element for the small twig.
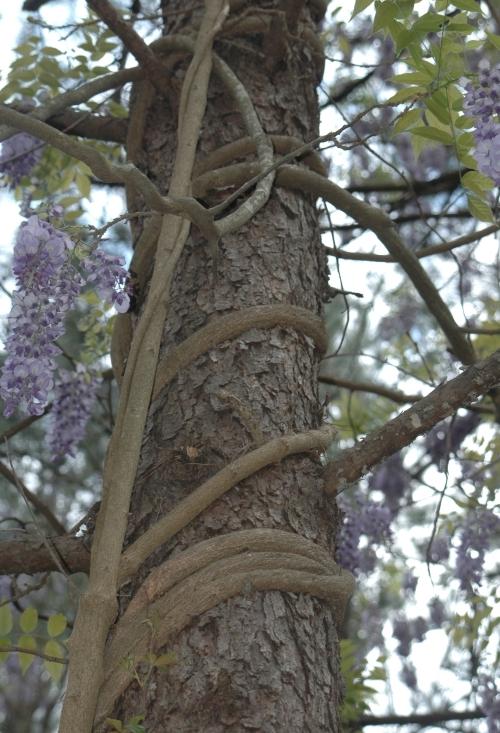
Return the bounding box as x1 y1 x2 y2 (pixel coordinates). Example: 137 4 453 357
0 405 51 442
1 644 67 665
0 458 66 535
1 573 49 608
319 375 423 405
324 224 499 263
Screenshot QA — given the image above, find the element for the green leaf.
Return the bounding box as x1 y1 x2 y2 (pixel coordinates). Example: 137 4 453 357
393 108 422 133
128 715 145 726
486 32 500 50
42 46 63 56
447 16 474 33
411 12 446 32
10 68 37 82
18 635 37 674
126 724 146 733
455 130 475 153
43 639 64 681
0 603 13 635
351 0 374 18
373 1 393 33
20 607 38 633
451 0 482 10
390 71 432 84
425 91 451 125
125 720 146 733
76 172 91 198
0 637 9 663
411 126 454 144
105 719 124 732
467 195 495 223
0 82 17 102
462 171 494 195
454 114 474 129
47 613 67 638
387 87 425 104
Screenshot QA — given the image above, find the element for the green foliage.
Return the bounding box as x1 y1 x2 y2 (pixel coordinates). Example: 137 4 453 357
105 714 146 733
340 639 386 725
354 0 500 221
77 293 116 364
0 15 123 213
0 601 68 681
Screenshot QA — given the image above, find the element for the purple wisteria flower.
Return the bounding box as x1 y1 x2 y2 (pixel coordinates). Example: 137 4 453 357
0 217 82 416
463 62 500 185
401 662 417 690
0 133 43 187
368 452 409 511
425 412 481 465
0 216 131 418
392 616 428 656
428 533 450 563
429 597 446 628
47 368 101 460
82 248 131 313
455 508 499 591
336 494 393 574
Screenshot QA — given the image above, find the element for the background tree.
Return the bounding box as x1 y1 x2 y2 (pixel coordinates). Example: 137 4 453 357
0 1 498 732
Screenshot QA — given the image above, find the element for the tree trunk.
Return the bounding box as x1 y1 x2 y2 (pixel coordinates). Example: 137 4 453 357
113 2 344 730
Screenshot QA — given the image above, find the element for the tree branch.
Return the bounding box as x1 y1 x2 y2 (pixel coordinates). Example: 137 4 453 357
0 104 216 241
0 644 67 665
346 169 462 196
277 165 476 365
47 109 127 143
0 68 142 143
324 224 499 263
323 349 500 495
0 532 89 574
0 461 66 535
86 0 168 94
319 374 422 404
350 709 485 727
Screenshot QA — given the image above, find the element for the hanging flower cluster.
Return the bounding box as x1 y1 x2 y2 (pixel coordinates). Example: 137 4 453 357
0 214 131 455
0 216 83 417
46 367 101 460
463 61 500 185
455 508 499 591
0 133 43 187
336 494 393 574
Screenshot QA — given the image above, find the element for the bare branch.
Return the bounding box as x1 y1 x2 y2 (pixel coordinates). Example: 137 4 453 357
47 109 127 143
0 461 66 535
323 349 500 495
277 165 476 365
86 0 168 94
0 644 67 665
324 224 499 263
350 709 486 728
319 374 422 404
0 532 89 574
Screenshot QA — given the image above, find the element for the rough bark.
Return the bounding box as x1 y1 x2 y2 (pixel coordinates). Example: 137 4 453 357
111 2 344 731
